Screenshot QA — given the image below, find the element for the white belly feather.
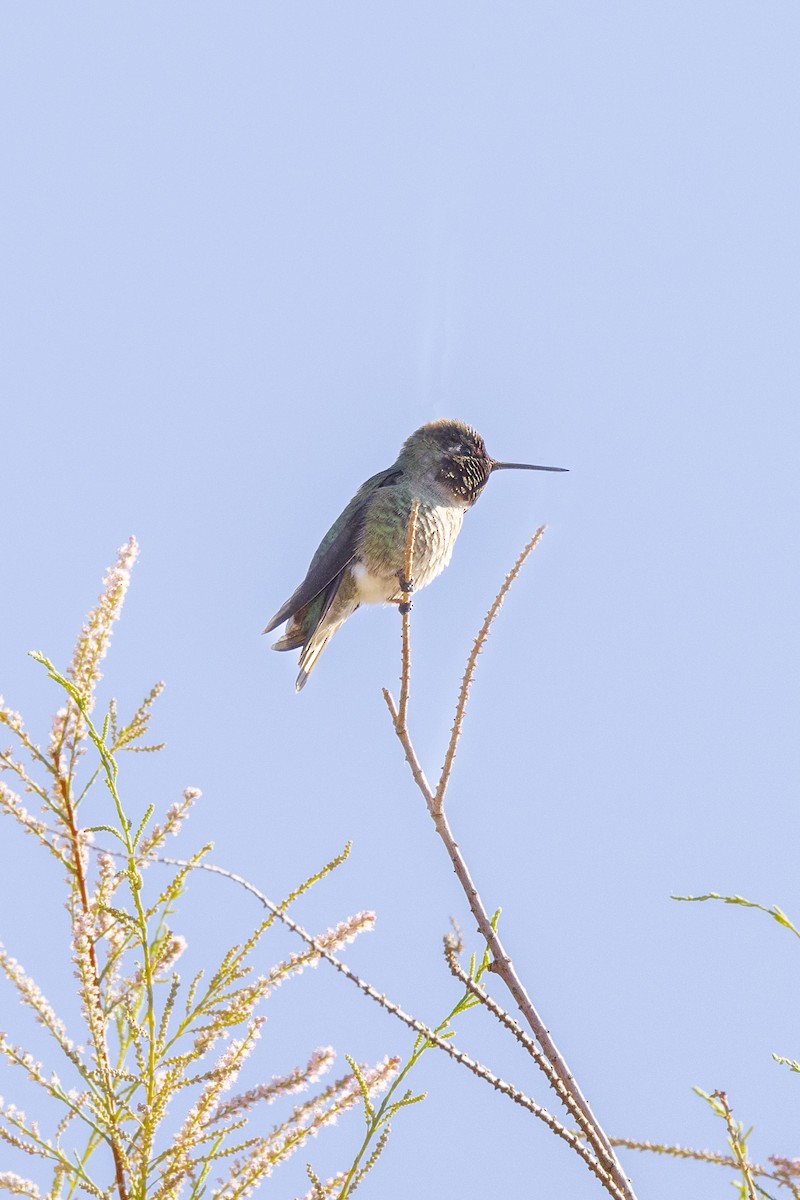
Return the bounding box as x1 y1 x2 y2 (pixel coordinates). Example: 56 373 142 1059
350 560 400 605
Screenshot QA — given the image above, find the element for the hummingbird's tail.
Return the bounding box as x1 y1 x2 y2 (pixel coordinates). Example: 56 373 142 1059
294 622 343 692
271 626 305 652
270 572 360 691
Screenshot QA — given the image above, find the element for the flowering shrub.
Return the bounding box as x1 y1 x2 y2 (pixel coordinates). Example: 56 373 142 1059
0 539 396 1199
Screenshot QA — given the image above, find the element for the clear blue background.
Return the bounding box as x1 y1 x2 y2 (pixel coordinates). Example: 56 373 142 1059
2 4 799 1197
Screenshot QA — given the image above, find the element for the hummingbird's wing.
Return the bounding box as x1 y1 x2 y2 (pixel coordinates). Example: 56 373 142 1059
263 467 402 634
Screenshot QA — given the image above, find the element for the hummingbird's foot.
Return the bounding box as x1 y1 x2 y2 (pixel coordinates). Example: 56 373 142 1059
397 571 414 615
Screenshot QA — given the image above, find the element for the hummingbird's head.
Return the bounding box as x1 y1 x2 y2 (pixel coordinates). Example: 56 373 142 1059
399 420 567 507
399 420 492 506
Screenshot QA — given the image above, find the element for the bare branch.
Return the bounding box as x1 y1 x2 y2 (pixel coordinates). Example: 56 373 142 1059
397 499 419 731
384 519 637 1200
435 525 545 812
443 937 588 1131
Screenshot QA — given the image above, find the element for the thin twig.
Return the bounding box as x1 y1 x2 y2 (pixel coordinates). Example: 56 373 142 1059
712 1091 758 1200
443 938 586 1127
609 1136 790 1184
383 516 636 1200
397 499 419 731
58 776 131 1200
435 526 545 812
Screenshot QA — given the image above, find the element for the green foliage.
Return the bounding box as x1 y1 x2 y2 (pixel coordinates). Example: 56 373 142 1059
673 891 800 941
693 1090 757 1200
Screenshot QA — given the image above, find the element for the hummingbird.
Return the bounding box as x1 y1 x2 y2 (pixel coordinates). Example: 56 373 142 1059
264 419 566 691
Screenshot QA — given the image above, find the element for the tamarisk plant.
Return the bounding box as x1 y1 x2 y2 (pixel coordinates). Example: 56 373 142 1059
0 538 398 1200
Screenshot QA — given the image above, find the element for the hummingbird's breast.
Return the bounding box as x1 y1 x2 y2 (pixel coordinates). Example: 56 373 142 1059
356 488 466 604
410 501 465 589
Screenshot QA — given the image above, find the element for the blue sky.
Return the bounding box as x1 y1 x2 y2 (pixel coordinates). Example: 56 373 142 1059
2 4 800 1197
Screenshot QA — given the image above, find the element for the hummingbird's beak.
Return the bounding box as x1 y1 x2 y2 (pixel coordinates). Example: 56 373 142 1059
490 460 568 473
